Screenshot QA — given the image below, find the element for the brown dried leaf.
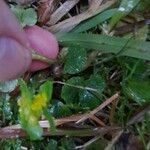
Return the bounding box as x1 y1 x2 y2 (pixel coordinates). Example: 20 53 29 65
47 0 116 33
47 0 80 26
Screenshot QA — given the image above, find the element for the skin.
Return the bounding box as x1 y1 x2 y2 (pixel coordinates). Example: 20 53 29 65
0 1 58 82
24 25 59 72
0 0 31 82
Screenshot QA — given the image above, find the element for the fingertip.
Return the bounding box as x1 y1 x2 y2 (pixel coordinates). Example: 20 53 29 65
24 25 59 71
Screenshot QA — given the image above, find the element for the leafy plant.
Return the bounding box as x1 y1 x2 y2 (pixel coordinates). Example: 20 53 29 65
123 78 150 105
61 77 83 104
61 74 105 109
18 80 54 140
11 5 37 27
64 47 87 74
57 33 150 61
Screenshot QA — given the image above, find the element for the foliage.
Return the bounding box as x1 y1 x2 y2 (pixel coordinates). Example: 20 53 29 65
64 47 87 74
11 5 37 27
18 80 54 140
72 9 117 33
123 78 150 105
1 0 150 149
57 33 150 61
61 74 105 110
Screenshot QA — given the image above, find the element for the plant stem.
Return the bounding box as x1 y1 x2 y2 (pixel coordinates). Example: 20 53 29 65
32 52 57 65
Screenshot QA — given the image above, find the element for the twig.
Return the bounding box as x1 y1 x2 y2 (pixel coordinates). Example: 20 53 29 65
0 127 97 139
127 105 150 126
0 121 120 139
47 0 80 26
109 98 119 125
76 93 119 124
32 51 57 65
0 114 84 139
53 81 101 93
75 136 101 149
47 0 116 33
104 130 123 150
88 113 106 126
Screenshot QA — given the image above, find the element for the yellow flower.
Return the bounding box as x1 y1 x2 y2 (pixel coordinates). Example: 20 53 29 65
31 93 47 111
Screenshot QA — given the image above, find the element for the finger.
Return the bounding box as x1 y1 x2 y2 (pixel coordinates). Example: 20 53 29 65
0 0 30 48
24 25 59 71
0 37 31 82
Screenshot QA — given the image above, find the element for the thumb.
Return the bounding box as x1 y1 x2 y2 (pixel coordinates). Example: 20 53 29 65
0 37 31 82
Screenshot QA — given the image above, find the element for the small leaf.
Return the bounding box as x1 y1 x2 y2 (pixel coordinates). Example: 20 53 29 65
11 5 24 24
49 100 72 118
23 8 37 27
61 77 84 104
39 80 53 101
60 138 76 150
2 95 12 120
19 79 32 101
0 94 13 121
86 138 108 150
121 58 148 79
123 79 150 105
79 74 105 109
0 79 18 93
11 5 37 27
43 108 56 132
46 140 57 150
64 47 87 74
26 122 43 140
18 80 52 140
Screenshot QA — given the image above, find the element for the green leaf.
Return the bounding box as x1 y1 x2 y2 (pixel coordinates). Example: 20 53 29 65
60 138 76 150
2 95 12 121
18 80 51 140
11 5 37 27
22 8 37 27
0 139 22 150
120 58 148 80
57 33 150 61
43 108 56 132
0 94 13 122
19 79 32 101
123 79 150 105
72 9 117 33
39 80 53 101
46 140 57 150
79 74 105 109
26 122 43 140
64 47 87 74
49 101 72 118
86 138 108 150
61 77 84 104
110 0 141 28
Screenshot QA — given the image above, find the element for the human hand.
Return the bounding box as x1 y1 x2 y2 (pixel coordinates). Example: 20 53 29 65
0 0 31 82
0 1 58 82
